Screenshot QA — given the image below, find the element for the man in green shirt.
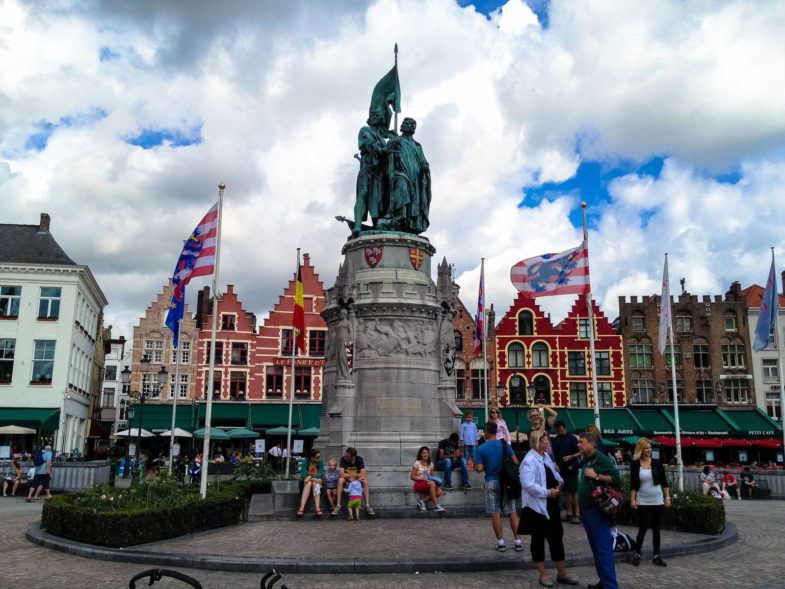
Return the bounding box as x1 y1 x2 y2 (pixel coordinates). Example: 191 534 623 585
578 431 620 589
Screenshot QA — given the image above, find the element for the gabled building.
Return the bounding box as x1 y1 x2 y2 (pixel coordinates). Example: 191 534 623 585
451 296 497 415
0 213 107 454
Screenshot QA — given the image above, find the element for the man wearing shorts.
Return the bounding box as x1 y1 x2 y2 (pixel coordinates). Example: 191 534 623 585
331 447 376 517
27 444 53 502
474 422 522 553
551 420 581 523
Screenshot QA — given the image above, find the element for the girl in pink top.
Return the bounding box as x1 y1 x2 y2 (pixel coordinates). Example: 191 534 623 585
488 407 511 444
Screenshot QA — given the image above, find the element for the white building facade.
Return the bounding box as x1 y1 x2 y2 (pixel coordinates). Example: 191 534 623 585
0 214 107 454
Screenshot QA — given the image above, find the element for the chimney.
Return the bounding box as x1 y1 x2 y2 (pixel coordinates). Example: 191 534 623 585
39 213 51 233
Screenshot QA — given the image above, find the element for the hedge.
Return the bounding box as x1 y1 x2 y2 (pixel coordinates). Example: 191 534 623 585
41 481 249 548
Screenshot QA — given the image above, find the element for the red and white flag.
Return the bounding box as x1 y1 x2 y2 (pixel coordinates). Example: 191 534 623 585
510 235 589 297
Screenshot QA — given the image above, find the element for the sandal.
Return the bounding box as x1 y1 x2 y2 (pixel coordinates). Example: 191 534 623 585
315 510 323 516
296 510 304 516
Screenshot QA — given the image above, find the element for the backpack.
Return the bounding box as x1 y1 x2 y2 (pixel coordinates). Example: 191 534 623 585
611 528 634 552
33 452 45 467
499 440 522 504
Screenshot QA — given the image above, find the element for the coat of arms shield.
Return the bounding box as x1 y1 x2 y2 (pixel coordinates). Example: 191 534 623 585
364 246 383 268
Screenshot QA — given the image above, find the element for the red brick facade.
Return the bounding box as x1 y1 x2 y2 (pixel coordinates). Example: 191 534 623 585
495 293 626 409
452 297 497 409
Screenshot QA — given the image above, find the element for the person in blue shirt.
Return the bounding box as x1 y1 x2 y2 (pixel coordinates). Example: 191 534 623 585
459 411 480 465
27 444 53 502
474 421 522 553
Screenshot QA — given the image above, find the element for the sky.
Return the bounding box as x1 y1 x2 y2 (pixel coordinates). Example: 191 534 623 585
2 0 785 341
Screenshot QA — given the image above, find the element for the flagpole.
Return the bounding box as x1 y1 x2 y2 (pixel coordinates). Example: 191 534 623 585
393 43 399 133
662 253 684 491
770 248 785 460
200 183 224 500
285 248 301 478
480 259 489 423
580 204 601 430
168 326 181 474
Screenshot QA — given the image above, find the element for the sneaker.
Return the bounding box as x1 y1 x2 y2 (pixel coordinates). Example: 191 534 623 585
443 483 453 489
462 482 472 489
514 542 524 552
495 543 506 552
417 500 427 511
330 505 341 516
652 556 667 567
433 504 445 512
365 505 376 516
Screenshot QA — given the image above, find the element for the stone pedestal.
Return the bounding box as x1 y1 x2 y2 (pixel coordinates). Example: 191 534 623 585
317 233 461 486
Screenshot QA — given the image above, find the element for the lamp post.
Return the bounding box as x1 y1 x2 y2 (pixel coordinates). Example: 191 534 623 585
120 365 131 477
123 355 168 481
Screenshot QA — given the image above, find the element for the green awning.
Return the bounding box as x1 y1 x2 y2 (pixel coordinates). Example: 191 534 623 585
460 407 488 427
718 408 781 437
629 409 674 436
298 404 322 430
0 408 60 430
614 436 660 447
129 404 198 433
251 404 301 428
561 409 639 437
662 409 732 436
198 402 250 424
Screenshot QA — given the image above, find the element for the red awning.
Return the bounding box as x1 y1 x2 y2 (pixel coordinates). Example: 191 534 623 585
651 436 677 447
751 439 783 449
721 439 753 447
693 438 723 448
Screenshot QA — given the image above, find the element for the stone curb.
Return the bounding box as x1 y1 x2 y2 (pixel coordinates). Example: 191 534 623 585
25 520 738 575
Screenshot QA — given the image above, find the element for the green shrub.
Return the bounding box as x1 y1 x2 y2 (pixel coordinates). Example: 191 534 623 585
41 478 248 547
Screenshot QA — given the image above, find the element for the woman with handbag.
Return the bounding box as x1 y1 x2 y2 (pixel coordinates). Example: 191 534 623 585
519 429 579 587
410 446 444 512
629 437 670 567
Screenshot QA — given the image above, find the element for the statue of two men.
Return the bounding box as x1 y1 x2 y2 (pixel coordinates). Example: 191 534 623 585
352 115 431 236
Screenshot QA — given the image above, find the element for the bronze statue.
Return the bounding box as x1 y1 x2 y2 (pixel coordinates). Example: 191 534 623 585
352 111 392 237
385 117 431 234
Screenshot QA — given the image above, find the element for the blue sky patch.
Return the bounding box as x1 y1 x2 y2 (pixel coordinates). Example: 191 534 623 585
99 46 120 62
24 121 56 151
23 107 108 152
457 0 549 27
125 125 203 149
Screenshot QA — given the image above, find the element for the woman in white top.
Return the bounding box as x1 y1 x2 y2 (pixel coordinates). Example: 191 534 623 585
519 429 578 587
488 407 511 444
629 437 671 567
410 446 444 512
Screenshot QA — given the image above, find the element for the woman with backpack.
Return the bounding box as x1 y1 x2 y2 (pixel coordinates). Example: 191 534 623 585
629 437 670 567
518 428 579 587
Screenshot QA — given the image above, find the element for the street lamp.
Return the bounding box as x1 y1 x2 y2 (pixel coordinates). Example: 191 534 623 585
121 365 132 477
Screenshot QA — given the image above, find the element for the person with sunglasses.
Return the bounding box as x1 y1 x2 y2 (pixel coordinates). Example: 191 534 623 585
488 407 511 444
297 448 324 516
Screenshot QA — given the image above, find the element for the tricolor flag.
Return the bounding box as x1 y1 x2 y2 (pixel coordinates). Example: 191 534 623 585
293 264 306 355
658 255 672 355
474 261 484 356
165 202 218 347
754 252 779 351
510 234 589 297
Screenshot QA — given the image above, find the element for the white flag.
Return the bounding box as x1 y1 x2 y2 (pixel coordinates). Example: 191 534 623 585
658 256 671 354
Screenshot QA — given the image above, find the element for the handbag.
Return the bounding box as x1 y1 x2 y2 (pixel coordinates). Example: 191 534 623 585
588 459 624 517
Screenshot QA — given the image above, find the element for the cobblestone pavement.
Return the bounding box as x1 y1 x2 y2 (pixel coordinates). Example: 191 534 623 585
0 497 781 589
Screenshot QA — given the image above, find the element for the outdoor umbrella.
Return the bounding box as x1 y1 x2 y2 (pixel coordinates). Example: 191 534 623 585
0 425 36 435
158 428 193 438
297 427 320 436
193 427 230 440
265 426 297 436
227 427 260 439
113 428 155 438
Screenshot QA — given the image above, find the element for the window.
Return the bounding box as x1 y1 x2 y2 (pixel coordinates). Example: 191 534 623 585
762 359 779 383
207 341 224 364
631 379 654 403
470 358 486 400
31 340 55 384
724 314 737 332
631 315 645 332
231 342 248 365
179 341 191 364
221 314 235 330
629 344 653 369
145 340 164 364
696 380 714 403
455 361 465 400
508 342 525 368
281 329 293 356
309 330 326 357
594 351 611 376
597 382 613 407
517 311 534 336
102 388 115 407
230 372 246 399
104 365 117 381
142 373 152 395
664 344 681 369
38 287 61 319
295 367 311 396
532 375 552 405
675 315 692 332
766 393 781 421
532 342 549 368
667 379 683 403
0 286 21 318
454 330 463 352
569 382 588 407
0 338 14 384
203 373 221 399
579 318 593 339
266 366 283 398
722 344 746 369
724 378 749 404
568 351 586 376
693 344 710 369
171 374 189 399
